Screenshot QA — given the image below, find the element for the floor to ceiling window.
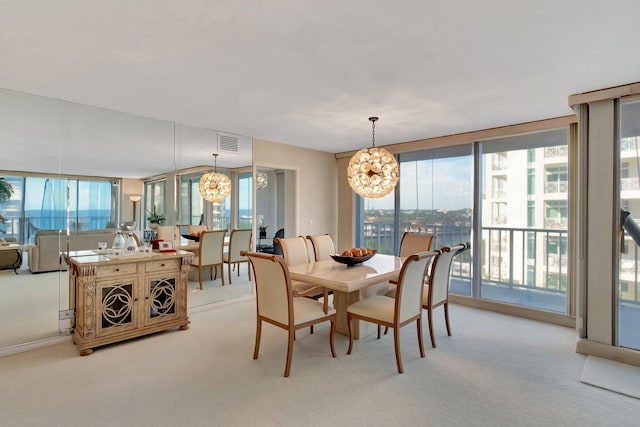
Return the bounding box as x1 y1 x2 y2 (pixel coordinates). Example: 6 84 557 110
0 174 116 244
356 145 474 291
179 172 205 226
355 126 570 315
618 98 640 350
144 179 166 229
237 172 252 229
478 129 569 313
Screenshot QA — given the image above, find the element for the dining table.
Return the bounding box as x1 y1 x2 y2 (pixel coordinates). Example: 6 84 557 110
288 253 403 339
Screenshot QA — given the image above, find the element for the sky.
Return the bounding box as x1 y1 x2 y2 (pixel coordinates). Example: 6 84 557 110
363 156 473 211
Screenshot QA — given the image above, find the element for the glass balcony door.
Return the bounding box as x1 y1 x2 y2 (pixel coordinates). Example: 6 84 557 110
618 98 640 350
478 129 569 313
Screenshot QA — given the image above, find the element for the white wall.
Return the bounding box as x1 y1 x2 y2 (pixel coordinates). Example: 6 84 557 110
253 139 338 240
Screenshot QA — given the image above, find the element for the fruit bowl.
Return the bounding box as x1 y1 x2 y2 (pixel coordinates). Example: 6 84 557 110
330 251 376 266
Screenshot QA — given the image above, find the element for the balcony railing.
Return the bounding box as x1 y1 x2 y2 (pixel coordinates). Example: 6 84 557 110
544 181 568 193
544 146 568 158
621 177 640 192
362 222 577 313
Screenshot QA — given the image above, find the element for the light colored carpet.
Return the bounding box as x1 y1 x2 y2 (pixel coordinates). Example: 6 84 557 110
0 264 253 349
581 355 640 399
1 301 639 426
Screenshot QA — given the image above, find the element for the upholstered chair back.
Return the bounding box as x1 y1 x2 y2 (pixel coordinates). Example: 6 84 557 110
399 232 435 258
395 251 437 323
199 230 226 265
156 225 178 242
276 236 310 266
187 225 208 236
306 234 336 261
429 244 466 306
228 229 252 263
247 253 292 325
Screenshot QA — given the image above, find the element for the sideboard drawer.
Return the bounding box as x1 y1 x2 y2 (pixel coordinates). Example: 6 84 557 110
146 258 180 273
96 263 137 278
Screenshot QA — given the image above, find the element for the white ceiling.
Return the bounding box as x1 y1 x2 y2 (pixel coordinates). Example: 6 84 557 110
1 1 640 176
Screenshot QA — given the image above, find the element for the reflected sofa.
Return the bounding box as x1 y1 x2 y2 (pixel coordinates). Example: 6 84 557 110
28 229 117 273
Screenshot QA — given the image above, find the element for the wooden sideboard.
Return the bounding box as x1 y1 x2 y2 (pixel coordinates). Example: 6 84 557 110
68 250 194 356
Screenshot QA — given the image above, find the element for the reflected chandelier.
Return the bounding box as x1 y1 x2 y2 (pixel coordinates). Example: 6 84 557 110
347 117 399 198
199 153 231 202
256 171 268 190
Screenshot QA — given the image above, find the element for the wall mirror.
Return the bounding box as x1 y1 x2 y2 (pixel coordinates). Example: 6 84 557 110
0 88 252 352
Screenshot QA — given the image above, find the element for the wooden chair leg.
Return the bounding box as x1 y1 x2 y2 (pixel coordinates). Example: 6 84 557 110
284 328 295 377
444 302 452 336
329 317 337 358
220 264 225 286
377 324 382 339
310 325 314 334
253 318 262 359
346 313 354 355
393 327 404 374
428 307 436 348
384 326 389 335
417 317 425 358
198 267 203 290
228 263 232 284
237 263 240 277
248 262 251 281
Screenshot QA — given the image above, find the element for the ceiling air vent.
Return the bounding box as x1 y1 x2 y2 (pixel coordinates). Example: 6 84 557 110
218 133 239 153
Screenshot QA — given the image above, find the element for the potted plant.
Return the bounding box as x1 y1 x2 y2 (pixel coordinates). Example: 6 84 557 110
259 225 268 239
146 206 166 229
0 178 14 203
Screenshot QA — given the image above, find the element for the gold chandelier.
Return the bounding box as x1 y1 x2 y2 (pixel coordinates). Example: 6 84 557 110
347 117 399 198
199 153 231 202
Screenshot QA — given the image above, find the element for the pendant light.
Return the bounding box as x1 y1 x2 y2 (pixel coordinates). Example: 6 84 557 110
199 153 231 202
255 171 268 190
347 117 399 198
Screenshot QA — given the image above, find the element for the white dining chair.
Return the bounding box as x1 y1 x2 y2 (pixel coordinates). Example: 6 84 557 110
346 250 437 373
190 230 226 289
306 234 336 261
243 250 336 377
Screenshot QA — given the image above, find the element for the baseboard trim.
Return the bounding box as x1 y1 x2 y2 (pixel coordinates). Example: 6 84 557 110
576 338 640 368
0 335 71 359
449 294 576 328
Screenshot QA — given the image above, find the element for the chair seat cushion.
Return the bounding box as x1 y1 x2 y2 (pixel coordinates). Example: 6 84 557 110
347 295 395 323
293 297 336 325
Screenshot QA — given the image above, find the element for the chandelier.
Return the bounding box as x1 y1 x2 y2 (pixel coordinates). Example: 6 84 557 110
347 117 399 198
255 171 268 190
199 153 231 202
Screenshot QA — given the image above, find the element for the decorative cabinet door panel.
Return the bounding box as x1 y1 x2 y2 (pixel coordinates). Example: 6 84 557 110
143 272 181 327
96 277 139 337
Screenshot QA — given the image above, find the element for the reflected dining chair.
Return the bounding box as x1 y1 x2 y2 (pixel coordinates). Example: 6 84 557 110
306 234 336 261
242 251 336 377
156 225 179 243
187 224 208 237
190 230 226 289
346 250 437 374
223 228 252 284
